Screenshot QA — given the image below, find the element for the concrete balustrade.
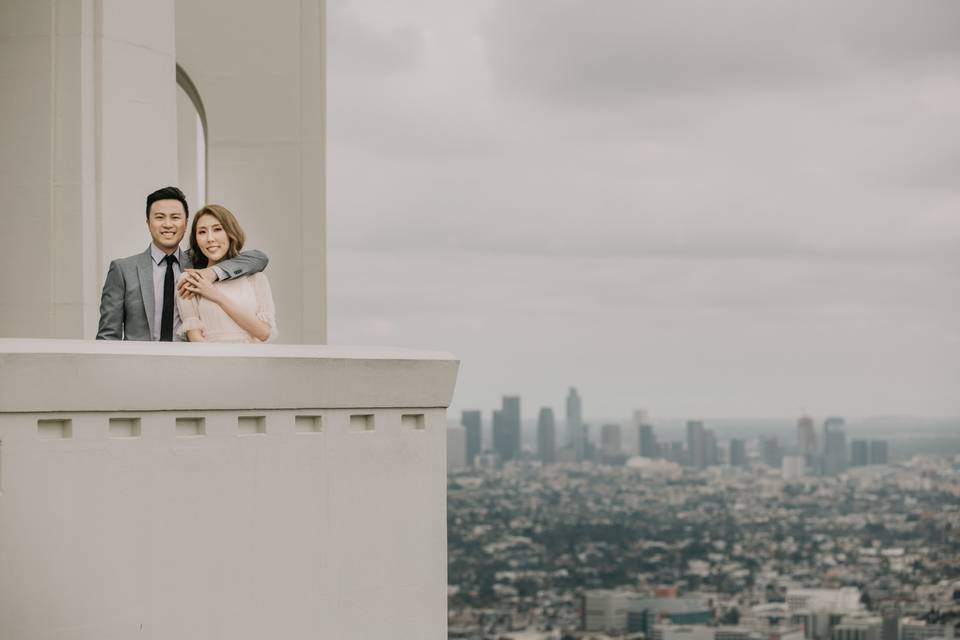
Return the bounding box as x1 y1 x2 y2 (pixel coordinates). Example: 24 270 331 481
0 339 457 639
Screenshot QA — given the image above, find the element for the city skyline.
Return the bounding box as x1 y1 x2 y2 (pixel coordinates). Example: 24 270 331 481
450 387 960 426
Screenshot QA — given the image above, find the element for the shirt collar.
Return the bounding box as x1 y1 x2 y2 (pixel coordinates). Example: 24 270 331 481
150 244 183 266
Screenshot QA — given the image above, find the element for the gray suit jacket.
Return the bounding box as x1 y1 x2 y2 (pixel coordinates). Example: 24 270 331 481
96 246 269 340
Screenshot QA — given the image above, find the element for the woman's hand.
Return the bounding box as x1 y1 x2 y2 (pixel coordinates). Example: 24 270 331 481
177 268 217 299
180 270 222 304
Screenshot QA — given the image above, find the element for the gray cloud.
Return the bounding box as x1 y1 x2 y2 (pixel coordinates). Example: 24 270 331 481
327 1 960 418
482 1 960 103
327 0 424 76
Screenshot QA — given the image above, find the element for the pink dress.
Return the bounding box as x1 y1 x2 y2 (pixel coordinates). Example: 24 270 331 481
176 272 277 343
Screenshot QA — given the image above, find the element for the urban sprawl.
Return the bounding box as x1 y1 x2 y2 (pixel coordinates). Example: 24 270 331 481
446 389 960 640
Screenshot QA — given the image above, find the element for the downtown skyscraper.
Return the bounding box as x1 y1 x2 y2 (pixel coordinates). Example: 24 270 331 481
600 424 622 458
566 387 584 461
729 438 747 467
822 416 848 476
493 396 521 462
687 420 705 469
460 410 482 466
638 424 659 458
537 407 557 464
797 415 817 454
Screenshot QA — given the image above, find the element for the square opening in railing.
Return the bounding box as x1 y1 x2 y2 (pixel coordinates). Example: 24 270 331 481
37 419 72 439
295 415 323 433
238 416 266 436
109 417 141 438
402 413 426 431
175 417 205 437
349 414 375 432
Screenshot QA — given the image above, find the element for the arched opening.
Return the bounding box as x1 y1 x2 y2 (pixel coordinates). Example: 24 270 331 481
176 64 208 211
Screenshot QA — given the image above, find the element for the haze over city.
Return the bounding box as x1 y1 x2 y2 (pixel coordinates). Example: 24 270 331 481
326 0 959 420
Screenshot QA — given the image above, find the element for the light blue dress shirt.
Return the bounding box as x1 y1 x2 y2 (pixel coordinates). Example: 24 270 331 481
150 244 184 341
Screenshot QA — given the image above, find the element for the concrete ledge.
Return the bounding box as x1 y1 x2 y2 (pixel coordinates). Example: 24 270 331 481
0 337 456 639
0 339 460 413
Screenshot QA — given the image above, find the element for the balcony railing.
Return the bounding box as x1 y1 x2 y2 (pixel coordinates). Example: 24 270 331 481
0 338 458 639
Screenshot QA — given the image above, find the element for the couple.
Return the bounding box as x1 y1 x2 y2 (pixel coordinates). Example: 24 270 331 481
96 186 276 343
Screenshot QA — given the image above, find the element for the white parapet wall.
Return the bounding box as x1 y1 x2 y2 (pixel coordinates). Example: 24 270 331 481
0 339 458 640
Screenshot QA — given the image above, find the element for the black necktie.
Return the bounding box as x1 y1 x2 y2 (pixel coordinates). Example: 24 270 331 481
160 254 178 341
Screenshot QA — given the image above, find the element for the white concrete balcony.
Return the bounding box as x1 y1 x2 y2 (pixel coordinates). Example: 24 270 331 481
0 339 458 640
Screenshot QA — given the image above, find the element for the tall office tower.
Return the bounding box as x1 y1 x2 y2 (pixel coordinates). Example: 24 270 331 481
601 424 622 457
822 417 848 476
537 407 557 464
762 437 783 468
851 440 869 466
461 410 482 466
447 425 467 471
869 440 889 465
628 410 649 456
580 424 594 461
639 424 659 458
729 439 747 467
566 387 584 461
495 396 521 461
797 415 817 454
704 429 719 466
686 421 706 469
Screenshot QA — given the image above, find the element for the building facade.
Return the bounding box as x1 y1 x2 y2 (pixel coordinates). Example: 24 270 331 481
639 423 660 458
0 0 327 344
687 421 706 469
601 423 623 458
461 409 482 465
566 387 583 460
537 407 557 464
0 1 458 637
822 418 848 476
730 439 747 467
448 425 468 471
493 396 522 462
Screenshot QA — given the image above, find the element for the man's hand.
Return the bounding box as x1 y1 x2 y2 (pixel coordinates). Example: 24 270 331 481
177 268 217 299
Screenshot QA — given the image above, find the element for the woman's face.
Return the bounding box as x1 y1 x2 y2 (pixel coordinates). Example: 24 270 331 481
194 213 230 264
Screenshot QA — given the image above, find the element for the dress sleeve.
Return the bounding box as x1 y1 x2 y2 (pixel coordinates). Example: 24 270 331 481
176 275 204 337
252 273 277 342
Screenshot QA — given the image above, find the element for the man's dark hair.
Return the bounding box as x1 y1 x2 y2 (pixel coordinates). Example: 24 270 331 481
145 186 189 219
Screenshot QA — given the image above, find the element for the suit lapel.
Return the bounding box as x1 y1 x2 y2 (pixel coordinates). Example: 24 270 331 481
137 247 156 339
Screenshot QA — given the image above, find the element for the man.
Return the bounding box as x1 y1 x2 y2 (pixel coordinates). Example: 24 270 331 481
96 186 268 341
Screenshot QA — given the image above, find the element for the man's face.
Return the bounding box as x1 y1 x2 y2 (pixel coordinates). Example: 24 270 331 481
147 199 187 253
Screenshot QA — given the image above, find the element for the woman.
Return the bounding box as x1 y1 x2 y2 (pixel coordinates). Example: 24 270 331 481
177 204 276 342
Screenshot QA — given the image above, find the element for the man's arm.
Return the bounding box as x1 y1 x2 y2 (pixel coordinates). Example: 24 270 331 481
178 250 269 297
213 250 268 280
96 261 125 340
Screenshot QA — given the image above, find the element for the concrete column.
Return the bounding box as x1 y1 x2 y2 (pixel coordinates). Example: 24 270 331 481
0 0 178 338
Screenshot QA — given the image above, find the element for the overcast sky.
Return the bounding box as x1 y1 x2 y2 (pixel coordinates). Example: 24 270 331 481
326 0 960 422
